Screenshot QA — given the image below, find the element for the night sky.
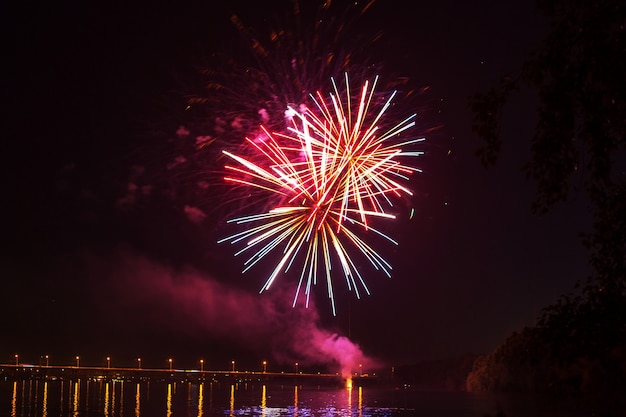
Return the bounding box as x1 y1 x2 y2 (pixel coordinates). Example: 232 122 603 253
4 0 593 373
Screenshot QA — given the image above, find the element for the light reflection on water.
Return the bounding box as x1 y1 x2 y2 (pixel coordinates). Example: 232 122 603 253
1 379 590 417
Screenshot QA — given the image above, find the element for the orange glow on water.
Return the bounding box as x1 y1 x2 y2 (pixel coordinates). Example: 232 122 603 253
198 383 204 417
11 381 17 417
111 380 117 415
72 381 80 414
166 383 173 417
104 382 110 416
135 383 141 417
43 381 48 417
261 385 267 409
229 385 235 417
293 385 299 416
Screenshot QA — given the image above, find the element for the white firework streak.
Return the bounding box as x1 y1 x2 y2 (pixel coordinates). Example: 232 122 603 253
218 74 424 315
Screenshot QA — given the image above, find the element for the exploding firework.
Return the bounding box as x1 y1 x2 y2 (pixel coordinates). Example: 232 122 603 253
115 1 430 315
219 73 424 315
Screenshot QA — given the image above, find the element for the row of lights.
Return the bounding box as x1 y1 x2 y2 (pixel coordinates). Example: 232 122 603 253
12 355 305 373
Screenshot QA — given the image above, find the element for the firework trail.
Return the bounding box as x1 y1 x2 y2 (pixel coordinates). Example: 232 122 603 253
219 73 424 315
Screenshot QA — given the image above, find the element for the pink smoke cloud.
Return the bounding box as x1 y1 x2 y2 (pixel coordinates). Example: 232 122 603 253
85 246 381 377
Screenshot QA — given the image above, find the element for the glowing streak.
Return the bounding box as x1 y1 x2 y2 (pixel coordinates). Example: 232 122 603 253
290 76 422 227
219 75 423 314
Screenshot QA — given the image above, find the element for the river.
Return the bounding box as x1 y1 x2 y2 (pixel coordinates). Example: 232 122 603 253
0 378 593 417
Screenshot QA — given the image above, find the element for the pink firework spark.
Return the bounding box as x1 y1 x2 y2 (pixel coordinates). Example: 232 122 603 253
219 74 424 315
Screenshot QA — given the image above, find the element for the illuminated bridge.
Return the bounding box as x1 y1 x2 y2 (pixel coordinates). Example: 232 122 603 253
0 364 378 387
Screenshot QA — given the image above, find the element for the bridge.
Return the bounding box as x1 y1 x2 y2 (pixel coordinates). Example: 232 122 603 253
0 364 376 387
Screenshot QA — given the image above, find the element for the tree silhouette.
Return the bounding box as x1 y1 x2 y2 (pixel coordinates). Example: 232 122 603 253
468 0 626 400
470 0 625 299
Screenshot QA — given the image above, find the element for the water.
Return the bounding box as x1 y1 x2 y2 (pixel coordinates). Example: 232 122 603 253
0 379 592 417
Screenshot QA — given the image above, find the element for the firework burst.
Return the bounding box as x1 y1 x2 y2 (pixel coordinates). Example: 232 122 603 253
115 1 431 315
219 73 424 315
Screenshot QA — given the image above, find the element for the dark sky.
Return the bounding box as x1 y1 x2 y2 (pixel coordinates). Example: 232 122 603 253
3 0 593 374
